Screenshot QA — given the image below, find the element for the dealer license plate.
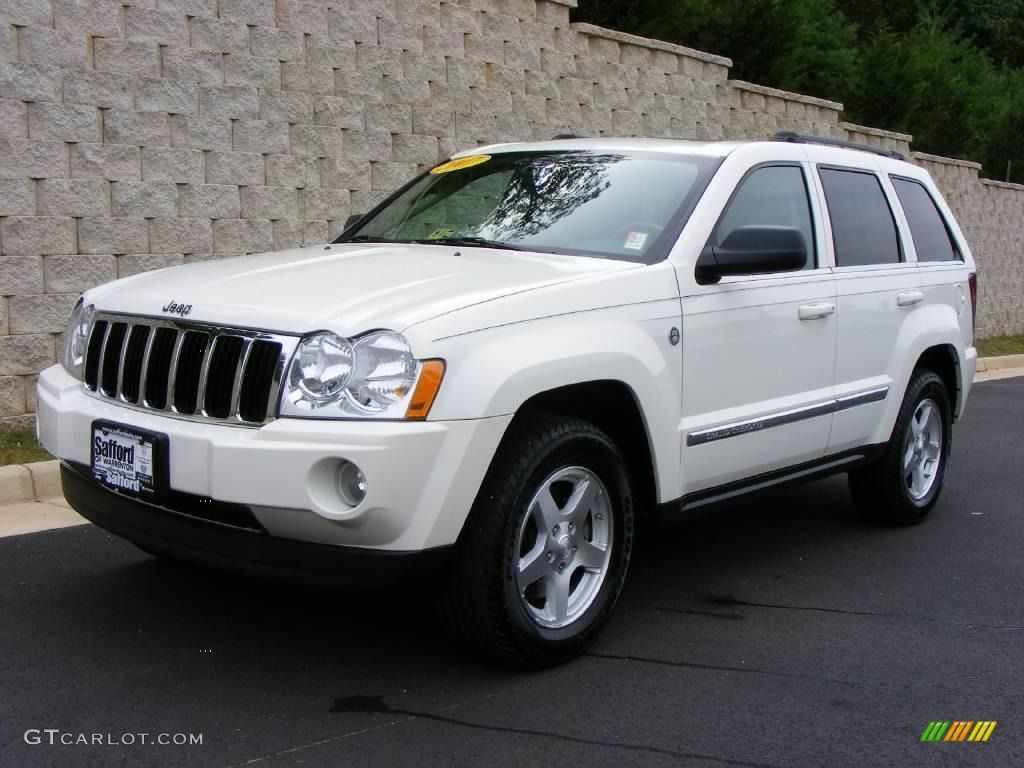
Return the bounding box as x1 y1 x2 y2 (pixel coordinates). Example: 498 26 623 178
90 422 163 497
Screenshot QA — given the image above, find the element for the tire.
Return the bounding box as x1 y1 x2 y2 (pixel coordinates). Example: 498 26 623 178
445 413 634 668
848 369 953 526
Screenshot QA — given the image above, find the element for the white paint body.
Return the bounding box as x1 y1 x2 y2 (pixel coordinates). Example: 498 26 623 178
37 138 977 552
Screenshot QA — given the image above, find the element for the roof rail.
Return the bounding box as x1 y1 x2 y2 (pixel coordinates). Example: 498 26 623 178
549 133 587 140
772 131 906 161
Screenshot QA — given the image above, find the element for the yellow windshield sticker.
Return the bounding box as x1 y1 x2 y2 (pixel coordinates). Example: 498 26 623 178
430 155 491 174
426 228 454 240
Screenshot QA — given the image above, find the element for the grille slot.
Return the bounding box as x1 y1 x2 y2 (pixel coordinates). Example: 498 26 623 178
172 331 210 415
238 340 282 423
100 322 128 396
120 325 151 404
81 314 296 426
84 320 108 390
202 336 244 418
144 327 178 410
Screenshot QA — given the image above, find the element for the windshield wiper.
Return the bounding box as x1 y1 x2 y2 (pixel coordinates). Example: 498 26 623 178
414 237 525 251
334 235 401 244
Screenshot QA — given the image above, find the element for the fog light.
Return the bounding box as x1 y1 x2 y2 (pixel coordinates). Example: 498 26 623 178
336 460 366 507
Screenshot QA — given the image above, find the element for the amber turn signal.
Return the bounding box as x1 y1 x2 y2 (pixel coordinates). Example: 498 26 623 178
405 360 445 420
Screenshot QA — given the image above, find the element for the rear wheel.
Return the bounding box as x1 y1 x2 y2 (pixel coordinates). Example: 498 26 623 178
446 414 634 668
849 369 952 525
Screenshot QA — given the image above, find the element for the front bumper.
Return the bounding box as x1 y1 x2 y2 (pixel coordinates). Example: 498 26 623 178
37 364 512 552
60 463 450 586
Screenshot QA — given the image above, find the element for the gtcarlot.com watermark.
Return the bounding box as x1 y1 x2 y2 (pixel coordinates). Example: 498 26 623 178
24 729 202 747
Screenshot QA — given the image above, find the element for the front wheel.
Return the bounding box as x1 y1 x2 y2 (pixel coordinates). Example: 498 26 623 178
446 414 634 668
849 369 953 525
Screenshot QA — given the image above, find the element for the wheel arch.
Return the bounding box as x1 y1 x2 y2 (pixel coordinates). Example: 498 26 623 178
914 343 962 419
513 380 659 514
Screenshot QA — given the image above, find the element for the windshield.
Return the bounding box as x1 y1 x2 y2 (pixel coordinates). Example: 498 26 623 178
336 150 722 263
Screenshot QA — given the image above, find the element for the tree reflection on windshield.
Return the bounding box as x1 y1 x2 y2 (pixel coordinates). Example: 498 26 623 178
480 154 624 240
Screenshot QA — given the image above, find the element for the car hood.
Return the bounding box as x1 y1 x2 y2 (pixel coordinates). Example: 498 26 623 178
88 243 639 336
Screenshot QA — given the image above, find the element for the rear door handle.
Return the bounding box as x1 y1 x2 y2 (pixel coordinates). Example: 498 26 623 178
897 290 924 307
798 302 835 321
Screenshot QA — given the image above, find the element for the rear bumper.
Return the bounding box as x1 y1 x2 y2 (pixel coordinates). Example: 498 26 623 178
61 462 451 587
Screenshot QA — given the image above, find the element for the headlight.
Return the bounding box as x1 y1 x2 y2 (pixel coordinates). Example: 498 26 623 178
280 331 443 419
63 298 92 380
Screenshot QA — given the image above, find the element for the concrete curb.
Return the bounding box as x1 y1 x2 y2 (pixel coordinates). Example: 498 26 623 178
976 354 1024 372
0 461 61 505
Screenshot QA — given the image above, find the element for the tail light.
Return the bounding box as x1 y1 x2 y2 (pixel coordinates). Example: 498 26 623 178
968 272 977 336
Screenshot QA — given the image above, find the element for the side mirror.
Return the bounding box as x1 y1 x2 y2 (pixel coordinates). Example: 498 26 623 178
344 213 365 230
696 225 807 284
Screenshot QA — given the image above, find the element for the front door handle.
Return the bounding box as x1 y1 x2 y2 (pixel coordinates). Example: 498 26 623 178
798 302 835 321
897 290 925 307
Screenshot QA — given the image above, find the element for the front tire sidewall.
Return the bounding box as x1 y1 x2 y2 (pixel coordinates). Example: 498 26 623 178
500 434 633 651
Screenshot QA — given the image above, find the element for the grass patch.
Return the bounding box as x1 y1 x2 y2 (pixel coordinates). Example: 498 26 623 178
976 334 1024 358
0 428 52 467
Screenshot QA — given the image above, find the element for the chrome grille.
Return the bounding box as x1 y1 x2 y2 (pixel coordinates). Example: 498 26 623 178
82 313 299 426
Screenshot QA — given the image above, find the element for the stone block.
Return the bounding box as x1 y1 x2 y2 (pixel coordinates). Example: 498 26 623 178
43 254 116 293
70 143 141 181
169 114 232 150
301 188 348 221
103 110 171 147
258 90 312 122
63 70 133 108
190 16 250 53
135 78 197 114
313 96 364 129
9 293 78 334
162 46 224 84
94 40 160 78
111 180 178 217
150 217 212 253
125 5 188 46
224 55 281 89
328 8 378 44
178 183 240 219
232 120 290 154
77 216 147 254
266 154 310 188
0 61 61 102
391 133 437 164
200 85 258 119
289 124 343 158
116 252 183 277
0 333 52 378
240 186 298 219
19 27 88 69
206 152 264 186
141 147 204 183
213 218 273 252
0 178 35 216
37 179 109 217
0 98 27 138
0 256 43 295
1 216 76 256
251 27 305 60
53 0 121 37
219 0 275 26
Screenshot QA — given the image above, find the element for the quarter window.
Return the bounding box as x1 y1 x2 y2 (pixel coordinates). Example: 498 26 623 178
712 165 816 270
891 177 960 262
819 168 901 266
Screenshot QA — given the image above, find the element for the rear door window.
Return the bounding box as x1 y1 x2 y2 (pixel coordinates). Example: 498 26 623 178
890 177 961 262
819 168 902 267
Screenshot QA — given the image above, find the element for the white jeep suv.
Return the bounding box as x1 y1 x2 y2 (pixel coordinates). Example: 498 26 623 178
37 134 977 667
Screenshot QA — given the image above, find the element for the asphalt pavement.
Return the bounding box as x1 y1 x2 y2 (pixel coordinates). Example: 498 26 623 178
1 378 1022 768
